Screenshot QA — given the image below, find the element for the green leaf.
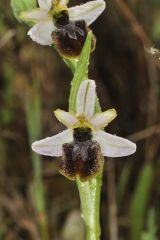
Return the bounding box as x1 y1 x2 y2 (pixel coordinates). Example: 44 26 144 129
130 164 154 240
69 31 92 112
11 0 37 21
117 161 132 206
25 81 42 143
25 81 49 240
63 58 77 74
152 15 160 41
142 208 157 240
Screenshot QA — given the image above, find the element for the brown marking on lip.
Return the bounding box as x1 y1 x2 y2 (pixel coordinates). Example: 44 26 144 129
59 128 102 181
52 16 96 58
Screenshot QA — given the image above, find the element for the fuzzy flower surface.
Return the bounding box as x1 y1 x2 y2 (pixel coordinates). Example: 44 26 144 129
32 80 136 159
20 0 106 45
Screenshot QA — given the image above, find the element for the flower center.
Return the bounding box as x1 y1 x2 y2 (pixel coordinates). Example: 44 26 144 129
52 9 69 26
74 114 93 129
49 0 68 24
73 127 92 142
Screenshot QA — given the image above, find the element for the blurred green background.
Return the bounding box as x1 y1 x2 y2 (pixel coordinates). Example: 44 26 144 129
0 0 160 239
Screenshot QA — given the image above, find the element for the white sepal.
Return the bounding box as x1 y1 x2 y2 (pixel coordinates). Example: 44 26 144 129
32 129 73 157
28 21 55 45
93 130 136 157
68 0 106 26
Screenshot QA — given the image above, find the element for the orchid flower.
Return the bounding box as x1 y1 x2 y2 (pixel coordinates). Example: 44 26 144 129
20 0 106 46
32 80 136 179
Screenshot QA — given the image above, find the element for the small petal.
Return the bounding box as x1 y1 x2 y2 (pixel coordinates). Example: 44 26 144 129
93 130 136 157
20 9 48 23
54 109 78 128
76 80 96 118
32 129 73 157
38 0 52 10
90 109 117 129
68 0 106 26
28 21 55 45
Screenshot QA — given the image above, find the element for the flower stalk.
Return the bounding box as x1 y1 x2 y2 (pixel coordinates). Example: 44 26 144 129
69 32 102 240
77 174 102 240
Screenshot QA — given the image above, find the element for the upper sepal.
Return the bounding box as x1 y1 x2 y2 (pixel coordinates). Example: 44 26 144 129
76 79 96 117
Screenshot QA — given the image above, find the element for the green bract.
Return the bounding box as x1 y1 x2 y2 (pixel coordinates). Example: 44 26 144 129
11 0 37 21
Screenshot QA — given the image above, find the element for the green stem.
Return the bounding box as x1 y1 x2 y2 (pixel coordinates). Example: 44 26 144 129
67 32 103 240
77 172 103 240
69 31 92 112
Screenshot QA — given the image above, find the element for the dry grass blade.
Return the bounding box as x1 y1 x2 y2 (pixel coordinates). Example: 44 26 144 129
0 191 40 240
0 30 15 49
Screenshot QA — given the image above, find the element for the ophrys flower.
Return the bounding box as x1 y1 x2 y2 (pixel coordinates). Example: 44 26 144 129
20 0 105 57
32 80 136 181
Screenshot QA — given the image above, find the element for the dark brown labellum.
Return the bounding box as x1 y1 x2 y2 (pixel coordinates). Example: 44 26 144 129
59 128 102 181
52 11 96 58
